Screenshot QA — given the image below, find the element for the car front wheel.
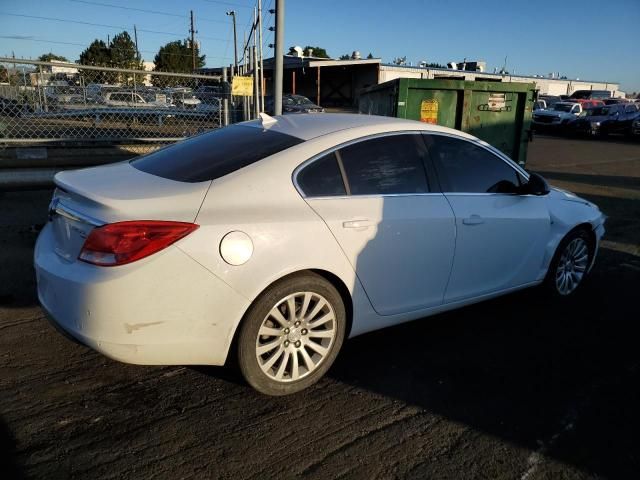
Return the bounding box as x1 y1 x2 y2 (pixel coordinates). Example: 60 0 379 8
546 229 593 296
237 272 346 396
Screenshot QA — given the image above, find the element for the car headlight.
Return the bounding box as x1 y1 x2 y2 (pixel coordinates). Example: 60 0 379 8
633 120 640 127
591 121 601 127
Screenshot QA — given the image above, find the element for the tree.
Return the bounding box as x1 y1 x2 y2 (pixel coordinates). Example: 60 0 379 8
339 54 350 60
0 65 8 84
78 39 114 83
366 52 374 59
154 40 205 72
303 46 329 58
392 56 407 66
78 39 111 67
110 32 141 69
109 31 143 85
78 33 142 84
38 53 69 63
153 40 205 86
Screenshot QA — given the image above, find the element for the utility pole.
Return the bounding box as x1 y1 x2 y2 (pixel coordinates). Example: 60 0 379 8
190 10 197 71
226 10 238 73
273 0 284 115
133 24 139 91
258 0 264 112
253 8 259 118
133 24 139 60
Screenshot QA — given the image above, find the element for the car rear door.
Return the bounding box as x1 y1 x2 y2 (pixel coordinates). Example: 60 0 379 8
298 133 456 316
423 134 550 303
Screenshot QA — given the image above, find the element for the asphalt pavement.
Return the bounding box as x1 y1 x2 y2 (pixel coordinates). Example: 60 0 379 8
1 134 639 479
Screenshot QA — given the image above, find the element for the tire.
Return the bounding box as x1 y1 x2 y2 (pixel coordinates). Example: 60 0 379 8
237 272 346 396
544 228 594 297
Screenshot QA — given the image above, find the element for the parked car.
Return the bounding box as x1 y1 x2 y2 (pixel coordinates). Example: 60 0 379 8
45 86 85 106
632 117 640 136
567 99 605 109
265 94 324 114
100 91 171 108
532 101 583 130
534 100 547 111
538 95 562 108
165 87 201 109
569 89 612 101
85 83 122 102
0 96 32 116
603 98 630 105
35 114 605 395
570 103 629 136
194 85 224 104
599 103 640 135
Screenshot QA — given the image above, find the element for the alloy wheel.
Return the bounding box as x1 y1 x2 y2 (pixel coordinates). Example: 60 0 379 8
555 237 589 295
255 291 337 382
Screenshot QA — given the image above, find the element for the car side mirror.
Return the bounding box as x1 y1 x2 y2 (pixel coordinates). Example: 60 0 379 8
521 172 550 196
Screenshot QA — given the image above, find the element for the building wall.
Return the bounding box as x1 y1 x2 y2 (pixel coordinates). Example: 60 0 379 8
379 65 621 97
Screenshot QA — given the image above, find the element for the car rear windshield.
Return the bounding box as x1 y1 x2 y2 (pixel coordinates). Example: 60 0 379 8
131 125 304 182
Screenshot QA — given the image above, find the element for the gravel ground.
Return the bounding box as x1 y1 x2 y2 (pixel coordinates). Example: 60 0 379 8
1 135 639 479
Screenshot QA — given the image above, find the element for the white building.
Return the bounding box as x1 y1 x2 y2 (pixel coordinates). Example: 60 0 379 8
378 64 622 97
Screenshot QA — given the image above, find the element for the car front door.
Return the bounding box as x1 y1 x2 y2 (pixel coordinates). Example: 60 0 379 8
423 134 551 303
297 133 456 316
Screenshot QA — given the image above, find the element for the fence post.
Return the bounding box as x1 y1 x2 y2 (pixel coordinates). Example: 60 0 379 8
222 67 230 126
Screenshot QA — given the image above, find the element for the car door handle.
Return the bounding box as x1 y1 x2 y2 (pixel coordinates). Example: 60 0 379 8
342 219 374 229
462 215 485 226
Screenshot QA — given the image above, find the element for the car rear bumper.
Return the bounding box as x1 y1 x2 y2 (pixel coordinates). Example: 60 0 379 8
35 223 250 366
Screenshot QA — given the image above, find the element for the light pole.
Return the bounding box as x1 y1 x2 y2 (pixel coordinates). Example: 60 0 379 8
226 10 238 74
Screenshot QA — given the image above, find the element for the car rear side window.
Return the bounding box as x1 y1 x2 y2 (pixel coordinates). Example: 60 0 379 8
337 134 430 195
297 152 346 197
424 134 521 194
132 125 304 182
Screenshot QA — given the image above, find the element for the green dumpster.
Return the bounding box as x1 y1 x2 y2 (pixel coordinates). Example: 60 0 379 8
358 78 536 166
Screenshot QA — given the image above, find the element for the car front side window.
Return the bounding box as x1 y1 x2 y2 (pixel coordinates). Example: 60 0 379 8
423 134 521 194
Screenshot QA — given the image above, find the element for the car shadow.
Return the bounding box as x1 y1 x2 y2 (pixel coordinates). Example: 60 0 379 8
328 169 640 478
0 417 25 480
330 247 639 478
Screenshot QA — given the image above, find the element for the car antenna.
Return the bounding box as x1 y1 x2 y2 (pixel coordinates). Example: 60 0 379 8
259 112 278 127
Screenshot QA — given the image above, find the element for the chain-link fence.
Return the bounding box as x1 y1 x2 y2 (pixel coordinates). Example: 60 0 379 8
0 58 228 149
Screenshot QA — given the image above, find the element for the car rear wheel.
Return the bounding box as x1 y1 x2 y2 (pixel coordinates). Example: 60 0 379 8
237 272 346 396
545 229 593 296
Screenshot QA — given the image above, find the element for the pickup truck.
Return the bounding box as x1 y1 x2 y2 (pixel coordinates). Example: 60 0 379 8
532 102 583 131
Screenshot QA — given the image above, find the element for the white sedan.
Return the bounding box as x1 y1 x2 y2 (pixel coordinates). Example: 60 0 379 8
35 114 606 395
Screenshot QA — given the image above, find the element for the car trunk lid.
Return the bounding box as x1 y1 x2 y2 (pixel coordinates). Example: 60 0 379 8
50 161 210 260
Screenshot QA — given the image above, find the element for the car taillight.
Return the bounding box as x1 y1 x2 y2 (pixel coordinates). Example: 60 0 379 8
78 221 199 266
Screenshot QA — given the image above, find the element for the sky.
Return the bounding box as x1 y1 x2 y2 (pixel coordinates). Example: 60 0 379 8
1 0 639 92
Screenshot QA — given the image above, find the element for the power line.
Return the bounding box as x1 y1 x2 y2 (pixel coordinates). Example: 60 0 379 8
201 0 256 8
69 0 227 24
0 12 227 42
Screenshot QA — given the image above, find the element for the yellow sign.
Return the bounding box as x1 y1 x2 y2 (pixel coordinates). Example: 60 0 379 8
420 99 439 124
231 76 254 96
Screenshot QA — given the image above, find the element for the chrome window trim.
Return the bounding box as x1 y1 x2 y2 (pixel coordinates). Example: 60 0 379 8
293 130 432 199
292 129 529 199
305 192 446 201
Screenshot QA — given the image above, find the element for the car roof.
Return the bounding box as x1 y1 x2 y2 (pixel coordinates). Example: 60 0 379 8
241 113 471 141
